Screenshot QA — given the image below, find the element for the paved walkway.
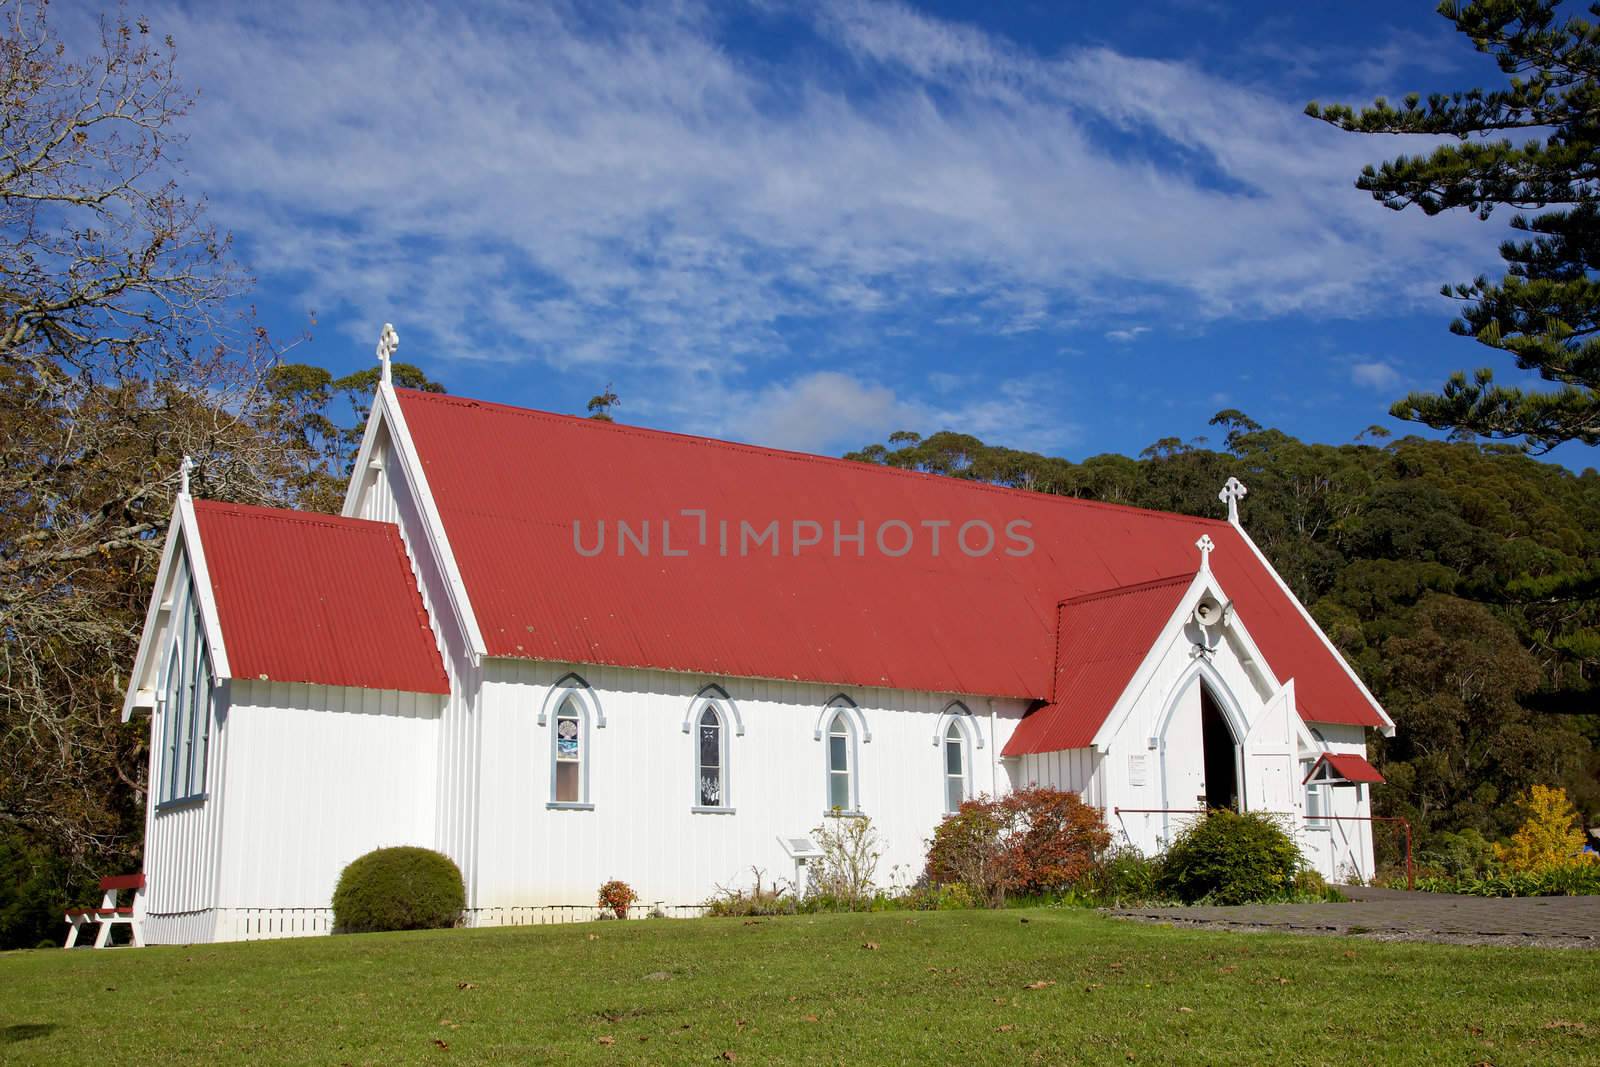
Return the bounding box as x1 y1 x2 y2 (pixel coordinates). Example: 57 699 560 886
1111 885 1600 948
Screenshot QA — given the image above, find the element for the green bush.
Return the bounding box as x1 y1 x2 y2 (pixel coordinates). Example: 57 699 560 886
1081 846 1163 907
1414 861 1600 897
1417 829 1498 880
332 846 465 934
1156 810 1303 905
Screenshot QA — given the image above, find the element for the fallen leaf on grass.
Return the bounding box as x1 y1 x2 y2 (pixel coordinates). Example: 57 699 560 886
1342 950 1357 959
719 1052 738 1062
1274 977 1291 985
996 1024 1015 1033
862 941 879 950
1543 1020 1587 1031
802 1015 819 1023
1217 966 1236 974
1177 1007 1193 1014
432 1039 449 1051
1084 983 1103 992
456 982 477 991
596 1036 615 1047
586 934 600 941
1023 980 1055 990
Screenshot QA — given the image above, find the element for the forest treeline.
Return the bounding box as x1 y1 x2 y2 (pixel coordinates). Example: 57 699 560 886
846 414 1600 861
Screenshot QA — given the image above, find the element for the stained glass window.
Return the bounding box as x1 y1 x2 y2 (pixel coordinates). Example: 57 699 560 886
698 707 723 807
827 713 852 811
944 722 965 813
555 700 582 803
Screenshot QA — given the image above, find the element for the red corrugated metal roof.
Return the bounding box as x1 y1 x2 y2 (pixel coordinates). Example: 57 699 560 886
394 388 1387 732
1305 752 1385 784
1002 574 1193 756
192 500 449 694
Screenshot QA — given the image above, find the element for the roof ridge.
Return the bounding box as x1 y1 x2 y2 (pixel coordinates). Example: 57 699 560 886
1060 571 1195 607
193 499 397 535
393 388 1234 528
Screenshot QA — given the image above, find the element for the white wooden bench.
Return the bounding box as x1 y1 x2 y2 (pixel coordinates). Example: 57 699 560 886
64 874 145 948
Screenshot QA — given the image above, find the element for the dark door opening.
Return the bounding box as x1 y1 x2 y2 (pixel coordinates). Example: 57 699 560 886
1200 688 1239 811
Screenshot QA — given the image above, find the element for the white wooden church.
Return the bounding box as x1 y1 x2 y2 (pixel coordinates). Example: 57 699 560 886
122 330 1393 943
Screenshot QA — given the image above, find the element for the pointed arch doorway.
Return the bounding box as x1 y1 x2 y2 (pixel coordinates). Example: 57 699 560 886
1200 686 1240 811
1157 663 1247 842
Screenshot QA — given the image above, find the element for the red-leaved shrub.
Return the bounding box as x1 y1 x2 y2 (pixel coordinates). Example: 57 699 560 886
924 786 1110 905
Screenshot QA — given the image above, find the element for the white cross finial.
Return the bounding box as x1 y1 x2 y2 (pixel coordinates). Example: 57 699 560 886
178 455 194 497
1219 476 1248 524
1195 533 1215 570
375 322 399 385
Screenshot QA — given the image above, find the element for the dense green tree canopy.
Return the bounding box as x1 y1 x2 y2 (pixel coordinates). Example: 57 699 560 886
1308 0 1600 451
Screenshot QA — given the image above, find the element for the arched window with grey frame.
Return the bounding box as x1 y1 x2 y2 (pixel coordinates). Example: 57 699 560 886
943 720 968 813
552 696 588 805
696 706 727 808
826 711 857 812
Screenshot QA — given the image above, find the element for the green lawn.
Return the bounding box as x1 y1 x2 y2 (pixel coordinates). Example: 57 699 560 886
1 909 1595 1065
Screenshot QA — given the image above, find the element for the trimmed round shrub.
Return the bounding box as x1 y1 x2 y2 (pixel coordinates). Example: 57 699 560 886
332 846 465 934
1156 810 1303 905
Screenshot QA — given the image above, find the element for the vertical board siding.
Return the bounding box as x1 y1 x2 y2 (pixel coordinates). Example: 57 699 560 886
213 680 441 916
472 662 1028 912
141 546 227 940
356 426 484 905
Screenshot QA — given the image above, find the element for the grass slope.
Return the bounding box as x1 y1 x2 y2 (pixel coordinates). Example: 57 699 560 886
1 909 1595 1065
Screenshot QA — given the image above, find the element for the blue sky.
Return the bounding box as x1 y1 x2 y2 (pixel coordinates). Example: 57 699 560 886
121 0 1593 466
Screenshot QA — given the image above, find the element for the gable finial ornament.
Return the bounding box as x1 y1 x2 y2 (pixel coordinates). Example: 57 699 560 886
1218 476 1248 524
178 454 194 497
375 322 399 385
1195 533 1214 571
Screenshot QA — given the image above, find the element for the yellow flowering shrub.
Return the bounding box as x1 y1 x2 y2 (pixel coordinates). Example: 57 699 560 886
1495 785 1592 873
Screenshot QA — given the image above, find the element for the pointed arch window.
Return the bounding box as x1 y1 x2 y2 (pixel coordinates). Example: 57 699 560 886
156 561 214 808
552 696 587 805
695 707 728 808
826 712 856 812
943 721 968 813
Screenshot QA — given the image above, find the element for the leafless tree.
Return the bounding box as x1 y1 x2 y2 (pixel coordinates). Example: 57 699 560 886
0 1 309 866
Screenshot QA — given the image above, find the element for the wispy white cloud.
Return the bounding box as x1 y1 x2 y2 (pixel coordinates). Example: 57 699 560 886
1105 325 1151 343
1350 360 1403 391
715 368 1078 455
104 0 1489 450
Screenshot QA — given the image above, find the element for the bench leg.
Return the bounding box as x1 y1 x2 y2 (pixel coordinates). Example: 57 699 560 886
93 919 112 949
64 919 80 949
130 920 144 948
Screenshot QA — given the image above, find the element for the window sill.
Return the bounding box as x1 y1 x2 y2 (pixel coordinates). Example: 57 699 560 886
546 802 595 811
155 793 208 814
822 809 867 819
691 806 736 815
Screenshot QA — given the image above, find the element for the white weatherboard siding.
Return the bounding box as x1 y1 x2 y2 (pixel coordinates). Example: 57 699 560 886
140 547 228 945
472 659 1028 915
204 680 442 941
349 419 484 909
1014 748 1103 808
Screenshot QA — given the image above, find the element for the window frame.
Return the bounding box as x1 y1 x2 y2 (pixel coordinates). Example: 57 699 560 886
1301 757 1331 831
691 705 732 812
156 566 213 811
942 720 969 814
548 695 593 810
824 711 861 816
